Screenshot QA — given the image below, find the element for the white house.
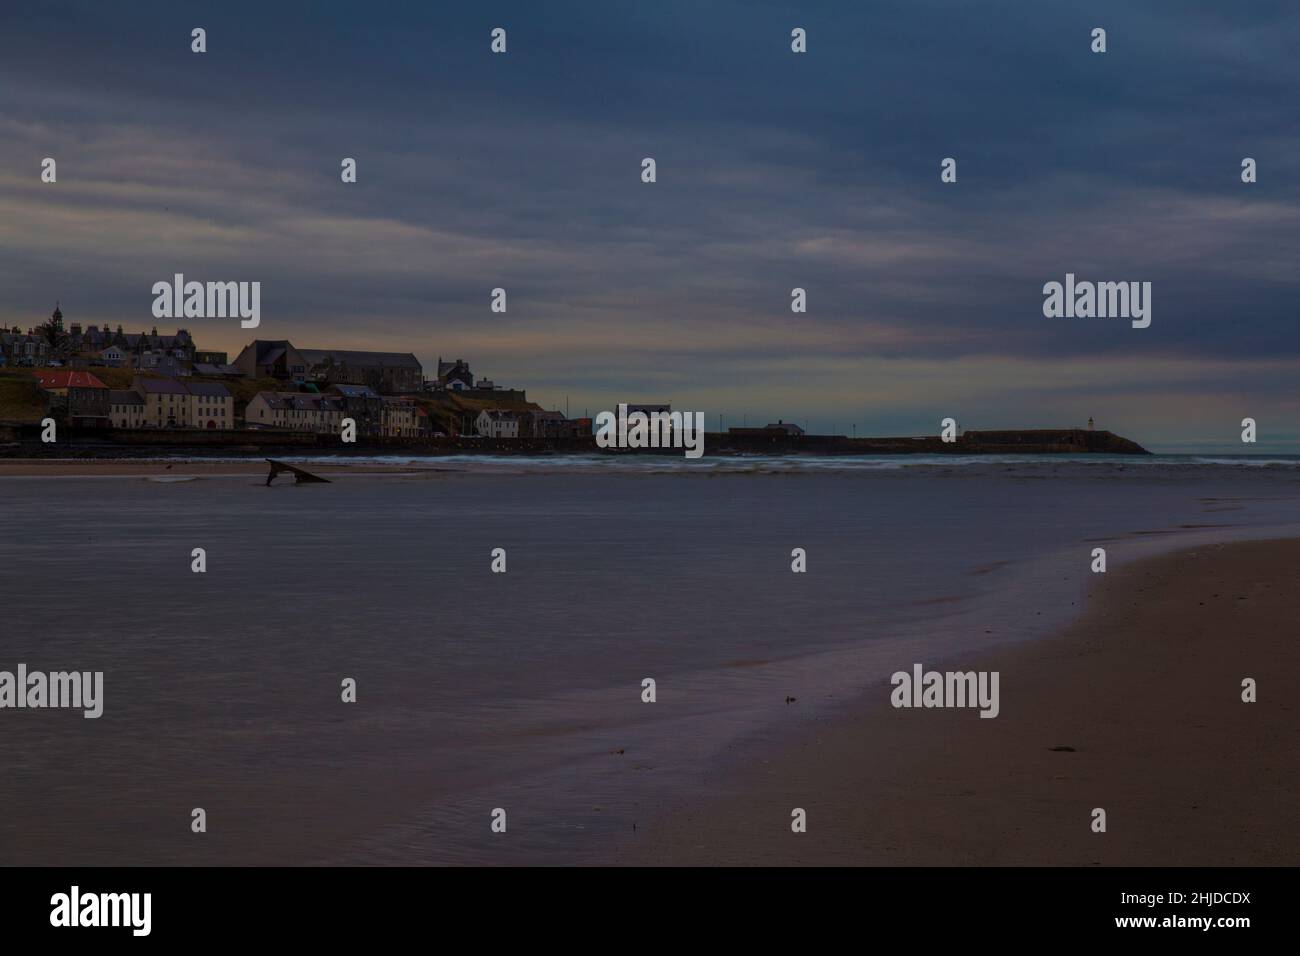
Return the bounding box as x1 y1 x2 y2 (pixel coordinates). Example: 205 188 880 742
476 409 520 439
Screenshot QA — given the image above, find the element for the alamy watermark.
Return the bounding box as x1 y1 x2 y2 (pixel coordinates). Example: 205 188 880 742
1042 273 1150 329
594 404 705 458
151 273 260 328
891 663 999 718
0 664 103 718
50 886 150 936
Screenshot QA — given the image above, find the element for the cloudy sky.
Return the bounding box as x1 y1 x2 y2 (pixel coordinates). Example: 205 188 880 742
1 1 1297 450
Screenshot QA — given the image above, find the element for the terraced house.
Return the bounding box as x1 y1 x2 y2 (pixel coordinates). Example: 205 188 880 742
133 377 233 429
187 381 234 430
109 389 145 429
0 330 50 368
245 391 345 433
245 389 421 437
381 396 419 437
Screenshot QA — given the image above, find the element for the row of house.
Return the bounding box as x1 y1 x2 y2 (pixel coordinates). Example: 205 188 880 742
475 408 591 439
1 306 206 374
31 371 425 436
0 330 51 368
111 379 235 429
34 371 235 429
245 387 424 437
7 308 529 405
27 365 603 441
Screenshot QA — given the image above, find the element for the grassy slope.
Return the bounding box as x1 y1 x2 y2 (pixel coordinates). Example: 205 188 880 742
0 371 46 422
414 392 542 432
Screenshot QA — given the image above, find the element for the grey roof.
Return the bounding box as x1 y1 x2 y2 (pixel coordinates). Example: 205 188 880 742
254 391 342 411
329 384 379 398
186 382 232 398
135 378 189 395
109 390 144 405
123 332 190 349
245 340 295 362
300 348 422 369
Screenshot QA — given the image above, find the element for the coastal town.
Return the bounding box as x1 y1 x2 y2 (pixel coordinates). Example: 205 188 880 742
0 305 597 441
0 305 1144 455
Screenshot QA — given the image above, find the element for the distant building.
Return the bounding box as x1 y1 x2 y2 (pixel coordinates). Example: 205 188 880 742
192 362 244 378
435 358 474 391
67 323 195 364
109 389 145 429
233 341 421 394
33 370 110 427
134 378 190 428
524 409 584 439
299 348 423 394
193 350 229 365
51 314 197 367
187 381 234 430
130 377 232 429
134 352 191 376
0 331 50 368
245 391 344 433
329 383 384 436
476 409 521 439
232 340 311 382
728 420 805 438
381 396 420 437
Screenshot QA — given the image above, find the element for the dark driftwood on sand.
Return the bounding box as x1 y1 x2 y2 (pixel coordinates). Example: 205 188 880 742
265 459 331 485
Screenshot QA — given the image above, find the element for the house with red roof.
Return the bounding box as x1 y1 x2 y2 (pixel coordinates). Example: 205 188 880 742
32 370 110 427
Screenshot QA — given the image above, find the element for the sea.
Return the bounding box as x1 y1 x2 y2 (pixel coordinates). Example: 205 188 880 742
3 453 1300 864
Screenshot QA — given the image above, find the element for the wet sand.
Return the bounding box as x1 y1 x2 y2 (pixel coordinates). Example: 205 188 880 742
0 458 424 478
617 538 1300 865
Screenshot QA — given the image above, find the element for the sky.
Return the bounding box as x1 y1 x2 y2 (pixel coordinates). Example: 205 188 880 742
1 0 1297 451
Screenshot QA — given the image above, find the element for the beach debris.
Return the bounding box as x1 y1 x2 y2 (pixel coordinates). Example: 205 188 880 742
611 748 625 755
1049 746 1077 752
785 695 797 704
265 459 331 486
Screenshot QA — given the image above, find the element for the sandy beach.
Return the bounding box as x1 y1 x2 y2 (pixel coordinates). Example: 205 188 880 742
618 537 1300 865
3 464 1298 866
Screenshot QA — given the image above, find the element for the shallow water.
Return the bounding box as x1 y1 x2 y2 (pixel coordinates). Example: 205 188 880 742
2 463 1299 864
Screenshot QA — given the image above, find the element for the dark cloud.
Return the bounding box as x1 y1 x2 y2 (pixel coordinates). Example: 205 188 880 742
0 1 1296 446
